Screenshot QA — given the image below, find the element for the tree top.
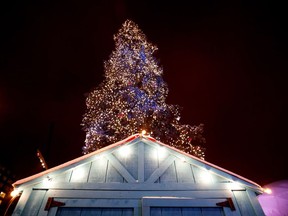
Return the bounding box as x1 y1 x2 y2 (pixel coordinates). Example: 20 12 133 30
114 19 157 52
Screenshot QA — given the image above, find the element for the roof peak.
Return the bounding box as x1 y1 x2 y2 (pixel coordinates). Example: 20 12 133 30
13 134 263 191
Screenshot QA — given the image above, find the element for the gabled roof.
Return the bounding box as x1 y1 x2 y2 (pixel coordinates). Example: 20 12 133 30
13 134 140 187
13 134 263 193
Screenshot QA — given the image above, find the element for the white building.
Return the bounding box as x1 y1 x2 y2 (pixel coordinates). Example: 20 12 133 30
11 134 265 216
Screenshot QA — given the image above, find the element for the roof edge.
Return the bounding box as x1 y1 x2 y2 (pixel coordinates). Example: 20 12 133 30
145 136 263 190
13 134 263 192
13 134 140 187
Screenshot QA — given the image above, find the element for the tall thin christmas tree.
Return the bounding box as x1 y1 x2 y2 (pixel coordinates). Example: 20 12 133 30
81 20 206 159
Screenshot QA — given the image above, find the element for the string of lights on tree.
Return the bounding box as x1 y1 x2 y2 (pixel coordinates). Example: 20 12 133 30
81 20 206 159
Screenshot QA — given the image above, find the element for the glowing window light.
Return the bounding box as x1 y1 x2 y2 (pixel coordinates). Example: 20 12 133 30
119 146 131 157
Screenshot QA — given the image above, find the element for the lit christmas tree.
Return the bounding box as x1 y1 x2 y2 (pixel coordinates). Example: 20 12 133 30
81 20 206 159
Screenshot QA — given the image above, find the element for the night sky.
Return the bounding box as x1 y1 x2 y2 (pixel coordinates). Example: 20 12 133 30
1 1 287 186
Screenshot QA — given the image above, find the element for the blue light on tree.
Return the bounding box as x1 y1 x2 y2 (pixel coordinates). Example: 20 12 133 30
81 20 205 159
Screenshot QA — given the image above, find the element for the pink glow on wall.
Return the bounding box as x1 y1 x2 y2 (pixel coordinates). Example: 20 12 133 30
258 180 288 216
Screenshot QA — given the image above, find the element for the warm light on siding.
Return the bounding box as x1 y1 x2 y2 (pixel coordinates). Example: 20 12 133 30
179 156 186 162
119 146 131 157
72 168 86 181
153 146 167 159
10 189 20 197
43 176 52 186
199 170 212 183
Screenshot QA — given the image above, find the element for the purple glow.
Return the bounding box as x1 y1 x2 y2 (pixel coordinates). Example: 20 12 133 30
258 180 288 216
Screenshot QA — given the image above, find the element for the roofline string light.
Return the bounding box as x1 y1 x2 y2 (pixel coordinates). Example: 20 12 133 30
10 189 21 198
141 130 147 137
263 187 272 194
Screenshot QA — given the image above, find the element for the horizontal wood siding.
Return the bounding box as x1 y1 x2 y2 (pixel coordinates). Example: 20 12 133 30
44 189 234 200
34 182 245 191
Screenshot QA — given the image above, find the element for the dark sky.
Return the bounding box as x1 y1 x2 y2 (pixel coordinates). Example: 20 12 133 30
1 0 287 186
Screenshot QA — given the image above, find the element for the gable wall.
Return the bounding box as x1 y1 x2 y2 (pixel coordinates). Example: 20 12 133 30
12 138 265 216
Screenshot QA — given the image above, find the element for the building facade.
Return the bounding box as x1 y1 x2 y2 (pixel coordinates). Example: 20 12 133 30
11 134 265 216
